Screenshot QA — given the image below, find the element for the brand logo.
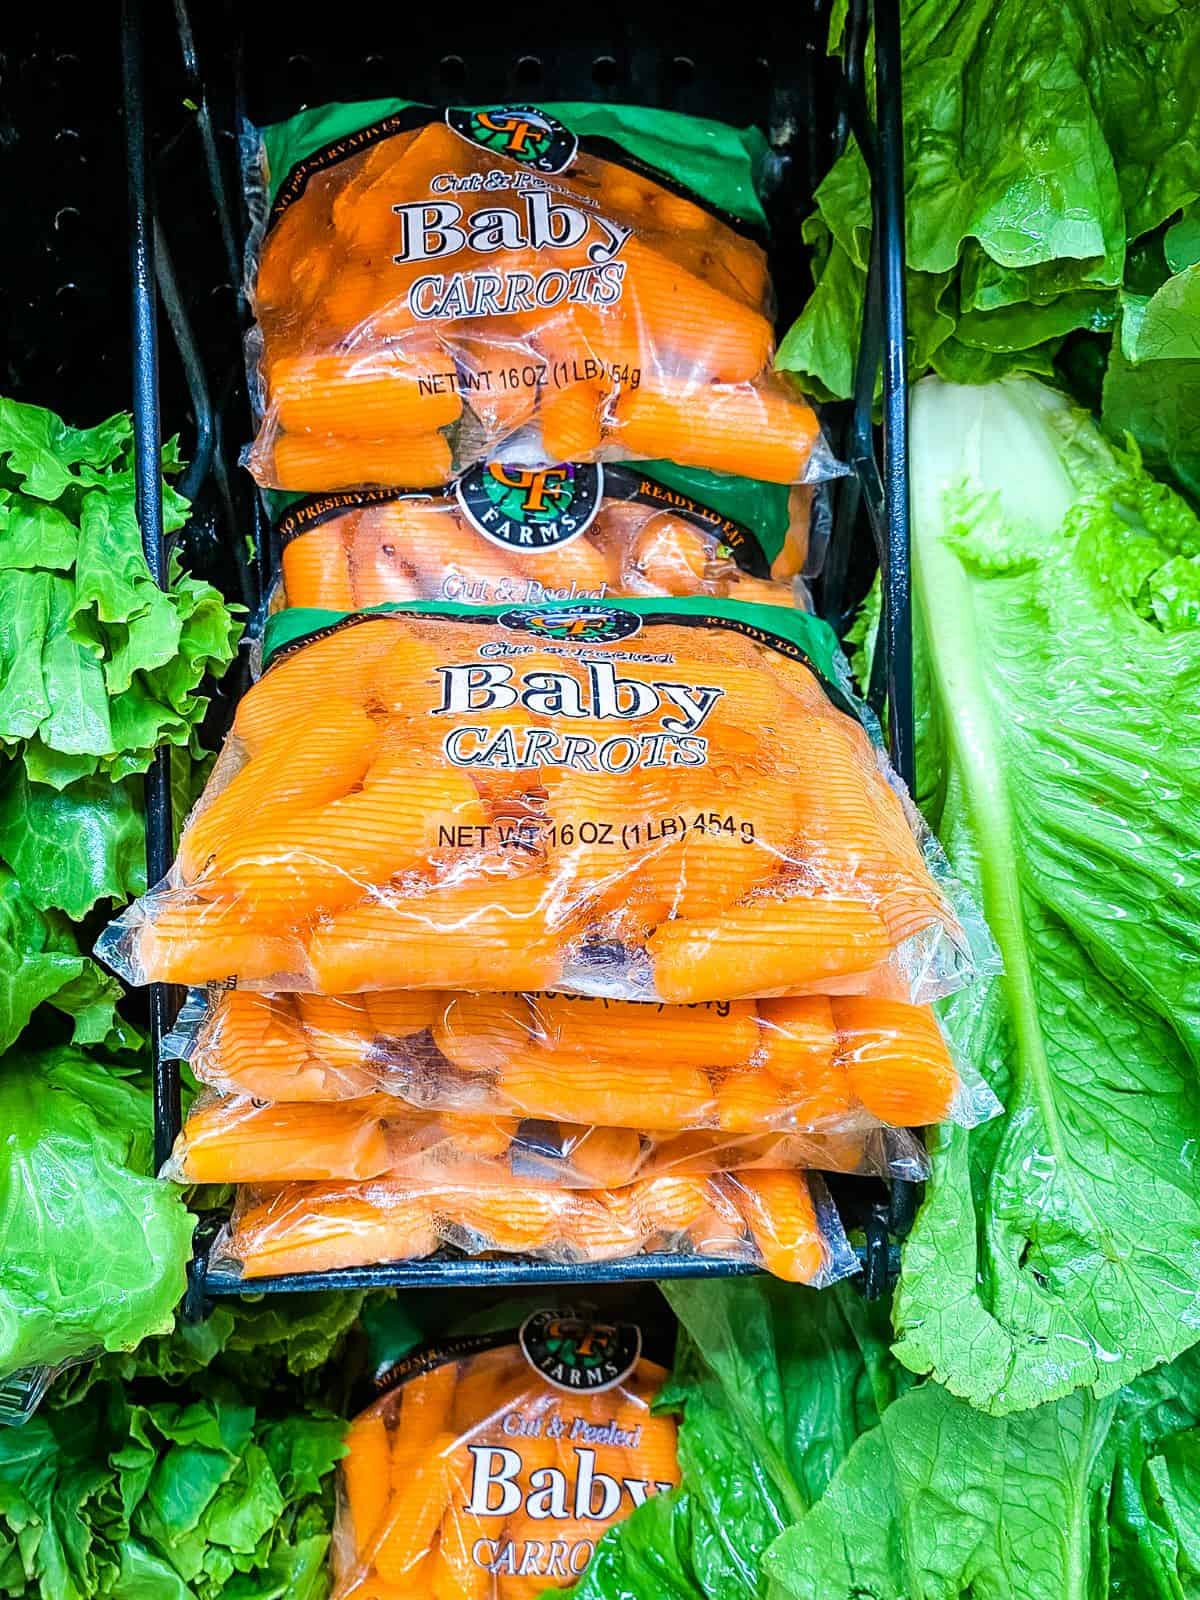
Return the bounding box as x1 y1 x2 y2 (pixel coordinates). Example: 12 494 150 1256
457 462 604 552
519 1312 642 1393
446 105 579 173
497 604 641 643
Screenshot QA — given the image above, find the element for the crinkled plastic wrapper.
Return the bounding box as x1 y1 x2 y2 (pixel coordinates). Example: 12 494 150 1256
330 1316 678 1597
97 600 992 1003
168 984 997 1136
164 1090 931 1186
272 462 816 615
242 102 842 489
210 1169 857 1285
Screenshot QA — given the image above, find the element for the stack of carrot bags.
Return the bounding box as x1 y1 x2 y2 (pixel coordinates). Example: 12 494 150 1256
98 98 997 1294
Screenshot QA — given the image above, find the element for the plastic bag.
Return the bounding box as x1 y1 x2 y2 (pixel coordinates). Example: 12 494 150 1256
331 1311 678 1597
163 1089 930 1186
273 461 812 613
173 987 998 1134
97 600 989 1004
211 1170 857 1285
241 101 840 490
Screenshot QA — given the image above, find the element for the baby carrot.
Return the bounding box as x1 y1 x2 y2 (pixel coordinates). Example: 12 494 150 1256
612 378 820 484
726 1170 827 1283
271 352 463 436
281 522 357 611
648 896 894 1003
343 1410 392 1553
833 996 959 1125
269 430 455 493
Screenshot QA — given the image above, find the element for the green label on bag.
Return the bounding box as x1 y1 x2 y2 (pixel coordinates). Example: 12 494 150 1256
262 595 863 723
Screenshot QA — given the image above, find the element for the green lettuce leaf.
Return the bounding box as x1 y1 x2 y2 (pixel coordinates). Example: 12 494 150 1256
894 374 1200 1412
0 1048 193 1380
767 1341 1200 1600
0 864 126 1050
56 1293 369 1410
778 0 1200 400
566 1280 906 1600
1103 262 1200 503
0 398 240 787
0 767 146 919
0 1376 344 1600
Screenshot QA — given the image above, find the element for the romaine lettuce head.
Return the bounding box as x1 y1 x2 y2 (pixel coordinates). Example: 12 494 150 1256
896 374 1200 1412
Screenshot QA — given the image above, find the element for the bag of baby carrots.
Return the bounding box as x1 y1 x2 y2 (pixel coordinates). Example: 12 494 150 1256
242 100 841 490
330 1309 679 1599
169 987 997 1139
162 1088 931 1187
209 1170 857 1285
97 598 991 1002
272 460 816 614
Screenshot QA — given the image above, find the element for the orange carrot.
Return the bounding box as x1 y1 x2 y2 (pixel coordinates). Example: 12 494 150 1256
756 996 839 1086
281 522 357 610
363 990 446 1038
394 1364 460 1462
433 993 535 1071
178 698 381 881
648 895 894 1002
172 1097 391 1183
498 1050 715 1131
833 996 959 1125
612 378 820 483
629 513 713 595
726 1171 827 1283
561 1126 644 1187
524 993 759 1069
212 751 487 921
539 382 606 460
230 619 397 753
271 352 462 436
198 992 344 1101
136 896 307 987
268 430 454 493
233 1189 439 1278
372 1430 459 1586
343 1410 392 1553
307 874 567 993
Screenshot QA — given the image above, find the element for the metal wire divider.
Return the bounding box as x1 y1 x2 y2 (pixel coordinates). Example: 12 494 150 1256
118 0 915 1304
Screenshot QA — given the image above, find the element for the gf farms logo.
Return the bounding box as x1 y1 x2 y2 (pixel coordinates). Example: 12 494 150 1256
497 603 641 643
446 105 579 173
457 462 604 552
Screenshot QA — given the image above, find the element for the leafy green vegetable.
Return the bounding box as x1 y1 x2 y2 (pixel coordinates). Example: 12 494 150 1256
767 1341 1200 1599
567 1278 1200 1600
893 374 1200 1413
0 865 126 1051
567 1280 905 1600
778 0 1200 400
58 1293 368 1411
0 768 145 920
1103 261 1200 503
0 1377 344 1600
0 1047 193 1381
0 399 240 789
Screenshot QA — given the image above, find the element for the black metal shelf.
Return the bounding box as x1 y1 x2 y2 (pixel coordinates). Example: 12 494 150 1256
120 0 915 1302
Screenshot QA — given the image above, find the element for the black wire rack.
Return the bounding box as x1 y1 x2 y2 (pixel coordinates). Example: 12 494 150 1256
118 0 915 1308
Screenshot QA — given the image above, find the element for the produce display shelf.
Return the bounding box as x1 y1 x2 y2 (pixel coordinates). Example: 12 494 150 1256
121 0 916 1304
